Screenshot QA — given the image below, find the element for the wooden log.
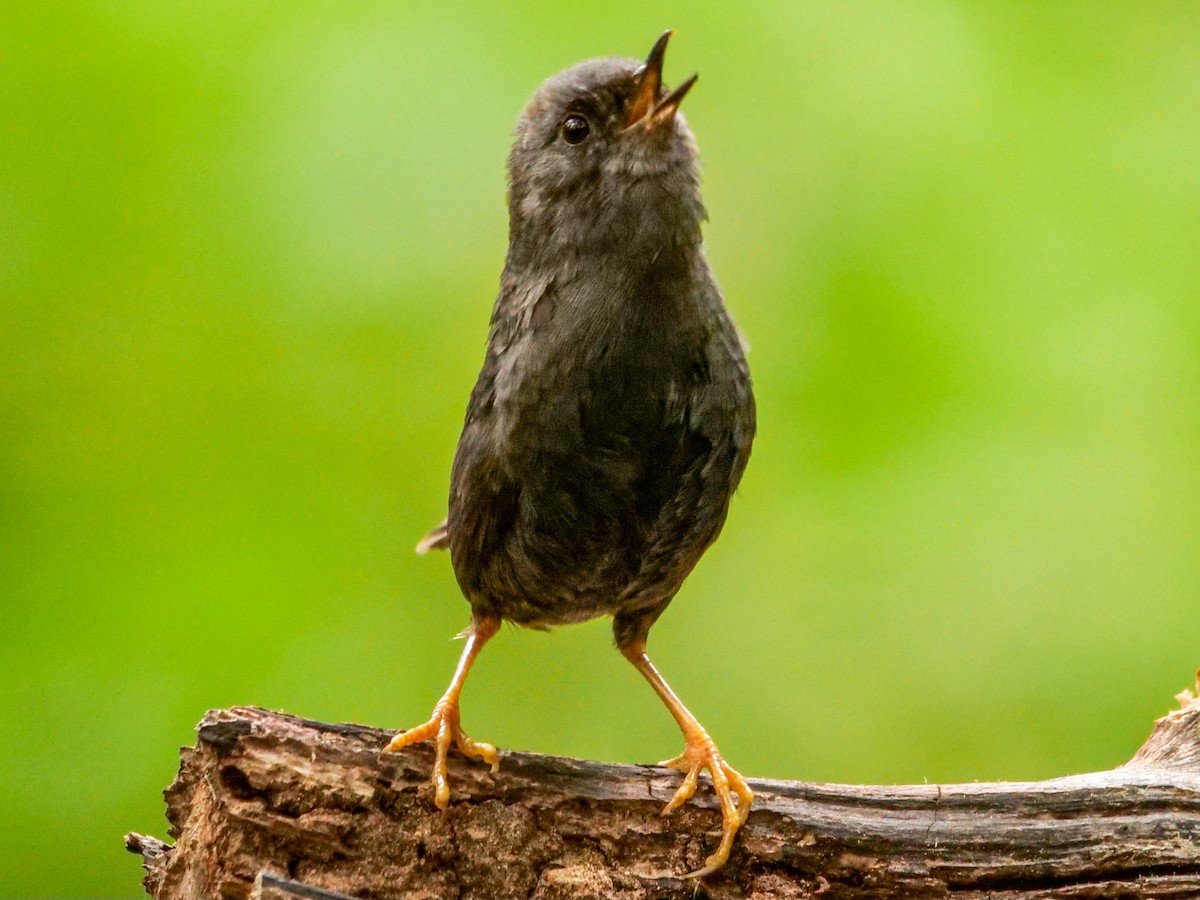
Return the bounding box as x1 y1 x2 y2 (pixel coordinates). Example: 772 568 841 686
127 677 1200 899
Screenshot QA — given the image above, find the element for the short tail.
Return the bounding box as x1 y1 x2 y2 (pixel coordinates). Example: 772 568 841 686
415 519 450 554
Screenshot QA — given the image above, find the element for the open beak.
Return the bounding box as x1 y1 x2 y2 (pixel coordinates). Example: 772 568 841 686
623 30 698 131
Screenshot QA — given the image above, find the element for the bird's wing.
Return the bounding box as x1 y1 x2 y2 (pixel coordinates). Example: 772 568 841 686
415 518 450 555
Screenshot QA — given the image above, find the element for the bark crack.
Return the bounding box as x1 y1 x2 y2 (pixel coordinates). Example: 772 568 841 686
127 692 1200 900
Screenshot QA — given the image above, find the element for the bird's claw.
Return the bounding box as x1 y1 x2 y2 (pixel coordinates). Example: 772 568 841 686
381 701 498 809
657 732 753 877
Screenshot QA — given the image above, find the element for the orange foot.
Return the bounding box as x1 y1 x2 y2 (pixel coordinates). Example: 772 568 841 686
382 700 498 809
658 730 754 877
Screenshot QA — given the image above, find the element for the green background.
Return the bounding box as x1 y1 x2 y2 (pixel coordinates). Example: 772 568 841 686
3 3 1199 896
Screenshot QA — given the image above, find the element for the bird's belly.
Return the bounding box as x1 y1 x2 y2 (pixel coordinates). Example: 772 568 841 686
495 460 652 622
461 423 704 628
453 320 749 628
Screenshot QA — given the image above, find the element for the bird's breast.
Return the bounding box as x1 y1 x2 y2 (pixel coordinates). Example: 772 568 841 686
448 260 752 625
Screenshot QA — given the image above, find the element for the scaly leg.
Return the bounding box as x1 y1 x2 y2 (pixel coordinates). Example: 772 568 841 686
381 614 500 809
621 639 754 877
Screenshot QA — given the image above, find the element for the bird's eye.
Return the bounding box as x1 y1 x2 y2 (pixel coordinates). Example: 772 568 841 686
562 114 590 144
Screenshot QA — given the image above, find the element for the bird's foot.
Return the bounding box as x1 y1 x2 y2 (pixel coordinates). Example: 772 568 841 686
381 700 498 809
658 730 754 877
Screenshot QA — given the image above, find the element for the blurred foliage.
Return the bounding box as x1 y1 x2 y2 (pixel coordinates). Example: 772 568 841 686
3 2 1199 895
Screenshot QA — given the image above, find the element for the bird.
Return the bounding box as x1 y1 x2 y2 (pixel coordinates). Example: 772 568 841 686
382 30 756 876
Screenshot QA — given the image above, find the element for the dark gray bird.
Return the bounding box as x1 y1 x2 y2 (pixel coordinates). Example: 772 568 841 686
383 31 756 875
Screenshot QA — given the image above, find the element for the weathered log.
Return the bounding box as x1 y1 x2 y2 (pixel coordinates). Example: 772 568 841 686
127 677 1200 899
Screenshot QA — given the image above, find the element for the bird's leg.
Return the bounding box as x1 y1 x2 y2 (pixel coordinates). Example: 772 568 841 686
621 638 754 877
381 614 500 809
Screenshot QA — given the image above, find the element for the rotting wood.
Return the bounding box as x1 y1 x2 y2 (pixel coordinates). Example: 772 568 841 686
127 676 1200 899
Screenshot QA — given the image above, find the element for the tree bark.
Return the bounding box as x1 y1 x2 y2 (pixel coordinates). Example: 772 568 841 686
127 679 1200 899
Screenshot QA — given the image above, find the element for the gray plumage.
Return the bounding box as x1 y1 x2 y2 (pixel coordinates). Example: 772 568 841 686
390 35 759 875
433 52 754 651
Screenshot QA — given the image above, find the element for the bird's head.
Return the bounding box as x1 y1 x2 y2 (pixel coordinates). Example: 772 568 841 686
506 31 707 267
